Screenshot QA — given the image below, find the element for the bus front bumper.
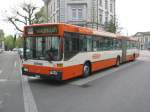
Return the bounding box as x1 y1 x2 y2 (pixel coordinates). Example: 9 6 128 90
22 67 62 80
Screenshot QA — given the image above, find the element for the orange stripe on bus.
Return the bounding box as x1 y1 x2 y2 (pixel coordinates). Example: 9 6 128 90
23 64 83 80
62 64 83 80
23 54 139 80
92 58 116 72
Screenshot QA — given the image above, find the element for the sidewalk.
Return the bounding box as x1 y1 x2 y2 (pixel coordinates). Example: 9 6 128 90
140 50 150 56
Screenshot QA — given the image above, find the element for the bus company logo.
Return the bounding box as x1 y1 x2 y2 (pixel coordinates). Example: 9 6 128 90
92 54 101 59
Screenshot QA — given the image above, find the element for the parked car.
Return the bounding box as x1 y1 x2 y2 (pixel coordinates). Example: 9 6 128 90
0 49 4 53
12 48 19 52
18 48 23 58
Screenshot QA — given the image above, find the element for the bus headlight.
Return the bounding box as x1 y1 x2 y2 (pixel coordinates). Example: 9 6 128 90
23 68 29 72
56 63 63 67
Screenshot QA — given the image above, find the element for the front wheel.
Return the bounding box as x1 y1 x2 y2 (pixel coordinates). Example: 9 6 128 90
82 63 91 78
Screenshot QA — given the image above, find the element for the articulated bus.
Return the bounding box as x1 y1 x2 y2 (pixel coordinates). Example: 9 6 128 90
22 23 139 80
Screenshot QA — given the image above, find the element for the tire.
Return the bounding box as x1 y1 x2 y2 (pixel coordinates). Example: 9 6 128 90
82 62 91 78
133 54 136 61
116 57 120 67
40 75 47 79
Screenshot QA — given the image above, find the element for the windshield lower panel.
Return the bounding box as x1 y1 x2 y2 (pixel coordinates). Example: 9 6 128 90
24 36 63 61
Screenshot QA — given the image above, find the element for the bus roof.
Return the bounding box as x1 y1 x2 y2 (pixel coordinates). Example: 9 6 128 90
117 34 139 42
93 30 117 38
24 23 138 41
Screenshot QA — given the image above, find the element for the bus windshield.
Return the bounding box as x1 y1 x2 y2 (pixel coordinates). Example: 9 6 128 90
24 36 63 61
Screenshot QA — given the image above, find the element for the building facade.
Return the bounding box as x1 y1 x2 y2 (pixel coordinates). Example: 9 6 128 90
0 29 4 50
42 0 115 29
134 32 150 50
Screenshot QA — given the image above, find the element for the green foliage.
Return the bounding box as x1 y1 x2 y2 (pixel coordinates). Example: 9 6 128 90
34 7 47 23
15 37 23 48
104 20 116 33
4 35 14 50
4 34 23 50
104 19 123 34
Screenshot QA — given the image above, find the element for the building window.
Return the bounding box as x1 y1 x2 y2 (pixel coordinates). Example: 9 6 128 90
78 9 83 19
51 6 52 14
105 0 108 10
54 15 55 23
72 9 77 19
99 14 103 24
72 8 84 20
110 15 113 21
57 10 60 22
54 2 55 12
105 12 108 23
99 9 103 24
110 3 113 12
99 0 102 6
105 16 108 23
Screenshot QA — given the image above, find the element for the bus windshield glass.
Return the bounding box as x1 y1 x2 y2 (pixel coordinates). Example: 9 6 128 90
24 36 62 61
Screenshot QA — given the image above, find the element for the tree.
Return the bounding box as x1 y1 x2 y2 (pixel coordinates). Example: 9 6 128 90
34 7 47 24
4 35 14 50
5 2 46 33
15 36 23 48
104 19 123 33
104 20 116 33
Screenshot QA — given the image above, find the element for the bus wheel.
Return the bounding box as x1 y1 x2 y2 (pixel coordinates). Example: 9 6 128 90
83 63 91 78
133 54 136 61
116 57 120 67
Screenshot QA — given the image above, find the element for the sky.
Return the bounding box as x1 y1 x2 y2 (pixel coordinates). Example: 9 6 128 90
0 0 44 36
116 0 150 35
0 0 150 36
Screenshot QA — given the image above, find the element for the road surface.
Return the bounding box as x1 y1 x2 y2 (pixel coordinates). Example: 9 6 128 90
0 51 150 112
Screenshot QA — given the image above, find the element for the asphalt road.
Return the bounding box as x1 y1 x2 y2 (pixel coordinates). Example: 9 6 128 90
0 51 150 112
0 52 24 112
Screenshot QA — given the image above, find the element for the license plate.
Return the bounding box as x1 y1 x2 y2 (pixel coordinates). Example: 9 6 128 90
34 62 43 66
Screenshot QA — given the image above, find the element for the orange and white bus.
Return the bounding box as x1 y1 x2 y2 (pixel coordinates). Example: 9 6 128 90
22 23 139 80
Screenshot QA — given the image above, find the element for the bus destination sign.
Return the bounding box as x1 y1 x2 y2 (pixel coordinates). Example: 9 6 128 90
27 26 58 35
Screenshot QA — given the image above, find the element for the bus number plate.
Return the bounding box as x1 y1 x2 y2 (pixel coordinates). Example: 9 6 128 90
34 62 43 66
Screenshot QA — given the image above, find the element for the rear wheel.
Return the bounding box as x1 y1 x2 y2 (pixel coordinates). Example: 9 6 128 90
116 57 120 67
83 63 91 78
40 76 47 79
133 54 136 61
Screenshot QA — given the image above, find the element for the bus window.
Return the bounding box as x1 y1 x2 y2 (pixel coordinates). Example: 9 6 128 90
93 36 101 52
64 32 80 60
79 35 92 52
93 40 97 51
103 38 109 50
36 37 44 58
79 35 87 52
86 36 92 52
114 39 121 50
107 38 113 50
127 41 132 49
113 39 116 50
24 36 62 61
